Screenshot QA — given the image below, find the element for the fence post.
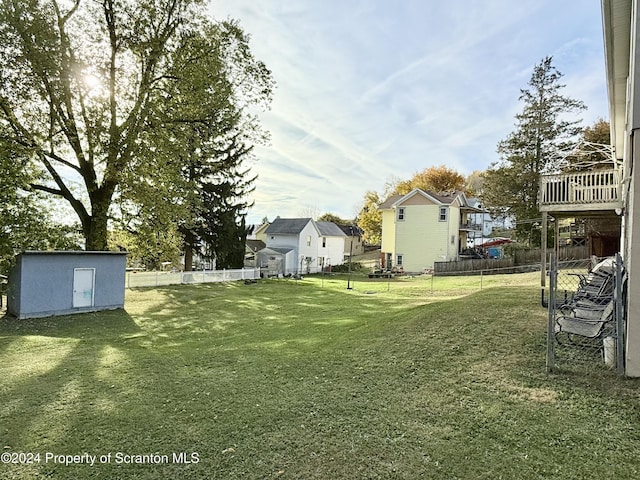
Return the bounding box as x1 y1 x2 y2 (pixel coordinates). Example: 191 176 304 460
546 253 557 373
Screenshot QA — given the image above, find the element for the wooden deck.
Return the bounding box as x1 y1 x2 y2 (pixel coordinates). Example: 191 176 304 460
539 168 623 213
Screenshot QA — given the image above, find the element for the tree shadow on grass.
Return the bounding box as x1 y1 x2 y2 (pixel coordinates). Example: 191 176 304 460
0 308 141 340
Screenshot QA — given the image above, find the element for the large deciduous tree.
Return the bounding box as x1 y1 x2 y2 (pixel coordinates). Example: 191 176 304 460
317 213 351 225
0 0 271 256
391 165 465 195
564 118 611 171
357 191 383 245
0 150 81 273
481 57 585 244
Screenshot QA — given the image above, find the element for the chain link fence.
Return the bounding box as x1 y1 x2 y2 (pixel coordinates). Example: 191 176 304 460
546 253 626 375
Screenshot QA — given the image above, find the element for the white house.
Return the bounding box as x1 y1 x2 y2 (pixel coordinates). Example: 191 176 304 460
258 218 345 275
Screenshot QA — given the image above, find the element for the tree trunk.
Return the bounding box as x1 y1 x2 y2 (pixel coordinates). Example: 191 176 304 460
84 209 109 251
184 243 194 271
183 229 195 271
84 186 115 251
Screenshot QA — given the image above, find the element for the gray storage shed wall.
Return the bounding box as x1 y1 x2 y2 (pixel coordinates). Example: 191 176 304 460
7 251 127 319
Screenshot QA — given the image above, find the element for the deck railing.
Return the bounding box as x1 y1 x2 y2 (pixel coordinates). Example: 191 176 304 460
540 168 621 208
459 221 482 231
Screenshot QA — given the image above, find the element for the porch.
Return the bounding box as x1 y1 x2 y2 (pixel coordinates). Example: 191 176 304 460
539 168 623 213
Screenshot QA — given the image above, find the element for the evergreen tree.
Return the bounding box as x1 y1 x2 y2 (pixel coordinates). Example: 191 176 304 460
482 57 585 245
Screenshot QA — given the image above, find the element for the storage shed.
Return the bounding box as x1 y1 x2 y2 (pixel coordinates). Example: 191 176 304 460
7 251 127 319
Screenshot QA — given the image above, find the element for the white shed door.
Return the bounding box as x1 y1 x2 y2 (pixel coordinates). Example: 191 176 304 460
73 268 95 308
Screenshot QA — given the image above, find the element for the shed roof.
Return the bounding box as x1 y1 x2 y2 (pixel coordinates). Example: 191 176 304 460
259 246 295 255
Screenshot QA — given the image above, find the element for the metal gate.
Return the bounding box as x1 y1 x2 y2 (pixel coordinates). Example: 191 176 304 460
546 253 626 375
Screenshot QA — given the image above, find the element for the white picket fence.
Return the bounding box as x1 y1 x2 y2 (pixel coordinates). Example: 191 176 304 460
126 268 260 288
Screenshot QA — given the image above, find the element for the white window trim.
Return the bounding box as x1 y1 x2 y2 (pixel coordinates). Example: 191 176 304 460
397 207 405 221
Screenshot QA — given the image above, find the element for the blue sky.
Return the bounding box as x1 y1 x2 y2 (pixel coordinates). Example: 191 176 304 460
210 0 609 224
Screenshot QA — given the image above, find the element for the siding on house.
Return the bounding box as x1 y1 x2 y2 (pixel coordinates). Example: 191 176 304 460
380 209 397 255
262 218 346 273
394 204 461 272
380 189 476 272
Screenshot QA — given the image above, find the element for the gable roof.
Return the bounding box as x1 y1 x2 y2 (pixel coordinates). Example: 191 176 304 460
265 217 312 235
380 189 481 210
428 191 463 205
249 223 270 235
338 224 364 236
246 239 266 252
379 195 404 209
265 217 345 237
316 221 346 236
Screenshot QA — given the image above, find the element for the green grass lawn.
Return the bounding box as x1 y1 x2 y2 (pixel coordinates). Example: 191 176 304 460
1 273 639 479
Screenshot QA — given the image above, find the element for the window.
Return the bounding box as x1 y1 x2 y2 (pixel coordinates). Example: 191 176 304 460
322 237 327 247
439 207 448 222
307 235 311 246
396 254 404 266
397 207 405 221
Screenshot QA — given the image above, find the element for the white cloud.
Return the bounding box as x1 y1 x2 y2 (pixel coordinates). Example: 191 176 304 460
211 0 609 223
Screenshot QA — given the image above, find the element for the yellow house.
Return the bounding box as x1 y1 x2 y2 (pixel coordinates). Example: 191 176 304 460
380 189 482 273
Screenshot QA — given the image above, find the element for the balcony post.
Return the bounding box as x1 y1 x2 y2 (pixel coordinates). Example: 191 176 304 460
541 212 547 289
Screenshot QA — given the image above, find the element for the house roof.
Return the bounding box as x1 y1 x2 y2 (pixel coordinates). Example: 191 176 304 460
246 239 266 252
265 217 345 236
338 224 364 236
316 221 346 236
259 246 295 255
379 195 404 209
248 223 270 234
429 191 464 205
265 217 312 235
380 189 474 209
